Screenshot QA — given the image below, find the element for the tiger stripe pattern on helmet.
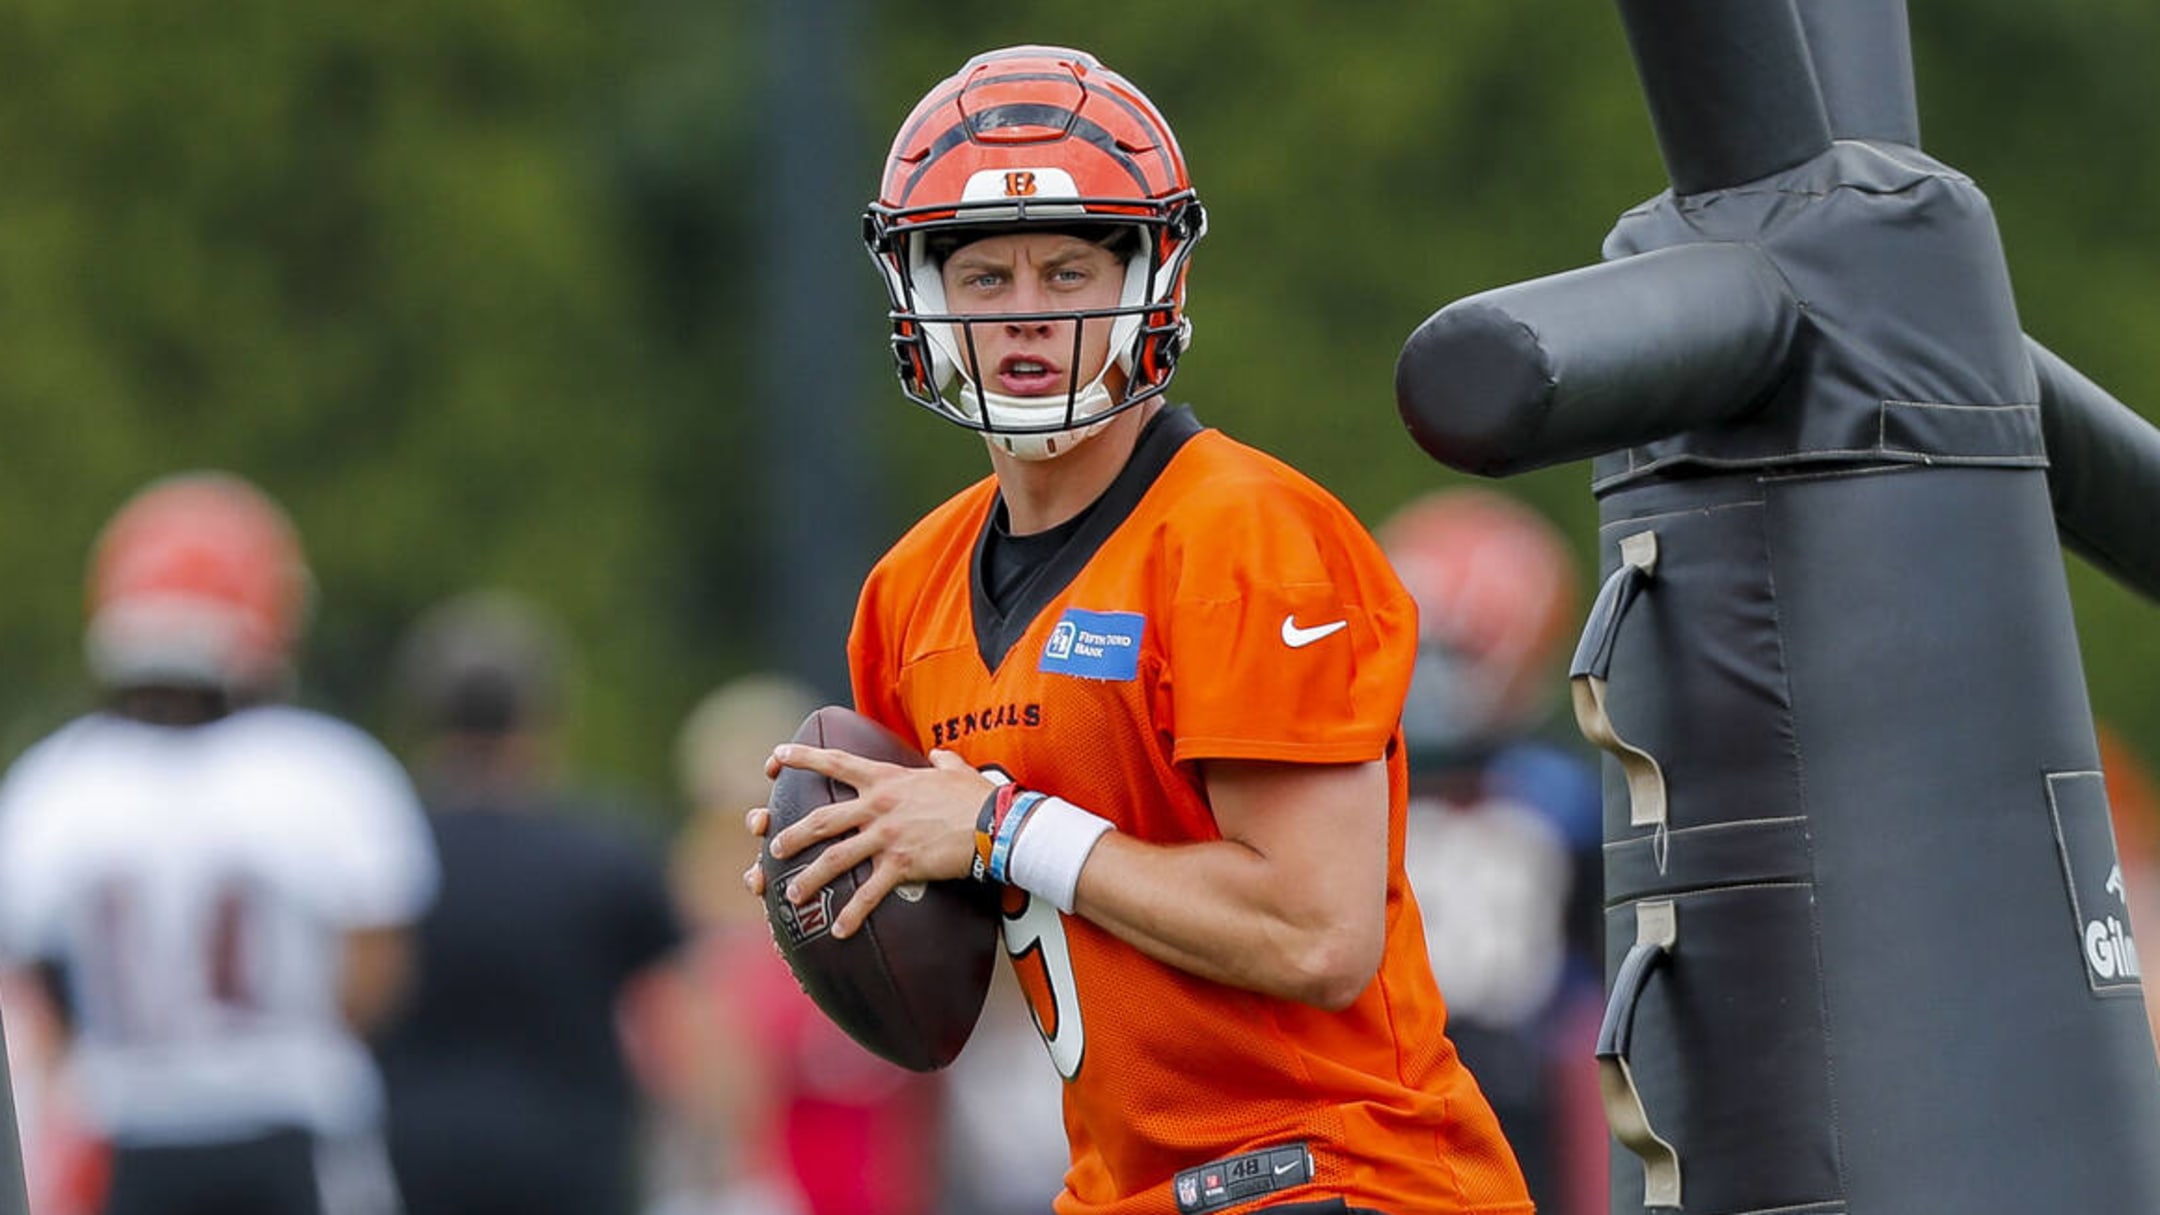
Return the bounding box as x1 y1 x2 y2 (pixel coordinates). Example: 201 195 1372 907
864 46 1206 455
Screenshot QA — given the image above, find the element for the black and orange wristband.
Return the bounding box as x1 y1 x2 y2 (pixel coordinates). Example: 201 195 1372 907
972 782 1022 882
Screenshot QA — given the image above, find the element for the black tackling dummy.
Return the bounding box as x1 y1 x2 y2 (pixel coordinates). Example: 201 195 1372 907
1395 2 2160 1213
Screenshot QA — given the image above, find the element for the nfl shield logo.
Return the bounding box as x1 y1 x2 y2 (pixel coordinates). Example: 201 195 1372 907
776 871 833 944
1175 1175 1200 1209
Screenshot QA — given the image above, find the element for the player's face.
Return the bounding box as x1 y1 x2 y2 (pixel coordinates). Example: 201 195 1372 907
938 231 1129 400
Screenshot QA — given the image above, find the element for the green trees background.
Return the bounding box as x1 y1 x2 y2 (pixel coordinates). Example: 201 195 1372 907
4 0 2157 810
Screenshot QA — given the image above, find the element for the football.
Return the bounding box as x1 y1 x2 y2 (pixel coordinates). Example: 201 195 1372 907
760 704 1002 1071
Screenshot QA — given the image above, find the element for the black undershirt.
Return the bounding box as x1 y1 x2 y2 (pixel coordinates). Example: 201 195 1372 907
981 496 1100 618
968 406 1203 670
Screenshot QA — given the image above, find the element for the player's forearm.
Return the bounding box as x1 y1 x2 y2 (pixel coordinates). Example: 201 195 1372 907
339 926 416 1036
1067 831 1384 1010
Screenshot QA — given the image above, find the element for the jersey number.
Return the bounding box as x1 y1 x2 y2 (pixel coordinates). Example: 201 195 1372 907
1003 889 1086 1080
81 875 265 1041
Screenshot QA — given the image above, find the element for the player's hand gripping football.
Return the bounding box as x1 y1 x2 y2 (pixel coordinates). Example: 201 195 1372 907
743 745 993 939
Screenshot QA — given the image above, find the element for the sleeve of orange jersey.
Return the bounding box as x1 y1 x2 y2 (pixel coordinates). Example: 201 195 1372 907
1166 490 1417 766
847 561 912 744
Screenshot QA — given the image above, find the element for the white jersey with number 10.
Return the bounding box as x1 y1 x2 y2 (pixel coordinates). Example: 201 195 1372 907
0 706 437 1146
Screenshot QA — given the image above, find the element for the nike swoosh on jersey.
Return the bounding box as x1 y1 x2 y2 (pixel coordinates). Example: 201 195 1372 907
1280 615 1348 648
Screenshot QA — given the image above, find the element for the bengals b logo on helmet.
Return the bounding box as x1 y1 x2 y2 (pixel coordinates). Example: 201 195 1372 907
1003 171 1038 197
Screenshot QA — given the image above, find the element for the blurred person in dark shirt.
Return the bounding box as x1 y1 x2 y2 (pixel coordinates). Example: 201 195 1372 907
373 591 687 1215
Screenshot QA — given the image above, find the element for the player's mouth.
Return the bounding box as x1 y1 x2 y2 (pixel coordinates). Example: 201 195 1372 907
995 354 1065 397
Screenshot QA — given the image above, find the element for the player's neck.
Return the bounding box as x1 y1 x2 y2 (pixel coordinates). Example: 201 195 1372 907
990 400 1158 535
423 733 555 809
108 684 235 727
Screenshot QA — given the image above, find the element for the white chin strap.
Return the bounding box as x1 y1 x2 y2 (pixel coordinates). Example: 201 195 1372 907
907 239 1159 461
960 375 1118 461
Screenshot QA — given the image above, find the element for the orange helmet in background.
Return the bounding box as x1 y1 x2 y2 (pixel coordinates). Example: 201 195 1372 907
863 45 1207 459
2099 722 2160 872
85 472 312 697
1378 488 1581 760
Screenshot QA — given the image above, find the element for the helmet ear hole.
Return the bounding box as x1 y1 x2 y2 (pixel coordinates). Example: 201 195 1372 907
892 337 929 397
1152 334 1179 381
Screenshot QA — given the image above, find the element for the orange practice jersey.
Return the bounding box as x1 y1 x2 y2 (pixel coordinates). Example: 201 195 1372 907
848 410 1532 1215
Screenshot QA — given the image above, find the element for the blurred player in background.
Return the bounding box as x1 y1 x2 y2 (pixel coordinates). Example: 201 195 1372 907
1375 488 1607 1215
2097 722 2160 1057
373 590 686 1215
659 674 942 1215
748 45 1532 1215
0 471 438 1215
934 967 1070 1215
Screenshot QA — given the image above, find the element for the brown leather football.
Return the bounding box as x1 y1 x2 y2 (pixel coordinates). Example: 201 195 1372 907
760 704 1001 1071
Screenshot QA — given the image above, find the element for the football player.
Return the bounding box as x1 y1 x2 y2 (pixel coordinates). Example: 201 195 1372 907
1378 489 1608 1215
373 591 688 1215
0 473 437 1215
746 47 1533 1215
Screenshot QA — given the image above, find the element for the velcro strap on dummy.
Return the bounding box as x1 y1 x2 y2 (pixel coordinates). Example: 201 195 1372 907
1598 899 1681 1209
1571 530 1667 837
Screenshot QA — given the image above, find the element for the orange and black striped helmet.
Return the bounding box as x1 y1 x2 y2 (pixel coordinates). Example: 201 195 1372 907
1378 488 1582 756
85 472 314 695
863 46 1206 455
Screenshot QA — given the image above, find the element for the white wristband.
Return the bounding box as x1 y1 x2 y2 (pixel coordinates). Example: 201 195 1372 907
1006 795 1114 914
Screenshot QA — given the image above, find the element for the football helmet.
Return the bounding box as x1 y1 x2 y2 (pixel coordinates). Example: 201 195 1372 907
1378 489 1580 759
85 472 313 695
864 45 1206 460
392 590 568 737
